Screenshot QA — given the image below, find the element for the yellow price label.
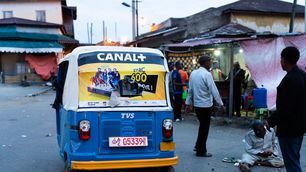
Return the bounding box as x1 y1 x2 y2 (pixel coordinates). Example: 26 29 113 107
131 72 147 83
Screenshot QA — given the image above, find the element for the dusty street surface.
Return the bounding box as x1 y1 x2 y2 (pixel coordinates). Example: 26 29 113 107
0 84 305 172
0 85 63 172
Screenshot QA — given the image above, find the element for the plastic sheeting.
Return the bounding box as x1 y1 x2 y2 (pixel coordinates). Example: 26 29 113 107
240 35 306 110
25 54 58 80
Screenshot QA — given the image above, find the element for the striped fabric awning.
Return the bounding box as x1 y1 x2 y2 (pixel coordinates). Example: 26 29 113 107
0 40 63 53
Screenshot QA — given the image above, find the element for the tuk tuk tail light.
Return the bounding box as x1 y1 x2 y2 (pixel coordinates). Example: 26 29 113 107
79 120 90 141
162 119 173 141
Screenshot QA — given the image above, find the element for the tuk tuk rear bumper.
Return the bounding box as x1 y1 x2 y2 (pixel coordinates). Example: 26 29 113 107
71 156 178 170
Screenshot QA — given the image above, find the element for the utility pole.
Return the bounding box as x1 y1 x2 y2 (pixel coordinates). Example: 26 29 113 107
122 1 140 41
132 0 136 40
103 21 106 42
87 23 90 44
90 23 93 44
289 0 297 33
115 22 118 41
105 27 108 41
135 0 139 37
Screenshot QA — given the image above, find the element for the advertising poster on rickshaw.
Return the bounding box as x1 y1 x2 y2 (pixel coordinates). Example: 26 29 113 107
78 51 167 108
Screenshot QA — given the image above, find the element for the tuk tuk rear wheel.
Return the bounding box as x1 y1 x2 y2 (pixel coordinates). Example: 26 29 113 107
65 159 74 172
160 166 175 172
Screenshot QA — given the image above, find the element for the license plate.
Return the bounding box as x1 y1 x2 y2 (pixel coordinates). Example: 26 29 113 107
109 136 148 147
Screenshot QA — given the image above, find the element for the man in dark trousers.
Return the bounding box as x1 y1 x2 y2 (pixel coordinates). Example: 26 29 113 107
168 62 175 106
185 56 224 157
233 62 245 117
172 61 185 122
266 46 306 172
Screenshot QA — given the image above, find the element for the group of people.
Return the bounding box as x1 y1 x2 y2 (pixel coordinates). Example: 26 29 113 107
92 67 120 89
211 60 248 117
169 58 247 121
170 47 306 172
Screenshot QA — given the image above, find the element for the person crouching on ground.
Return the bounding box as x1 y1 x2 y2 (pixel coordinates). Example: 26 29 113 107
239 120 284 172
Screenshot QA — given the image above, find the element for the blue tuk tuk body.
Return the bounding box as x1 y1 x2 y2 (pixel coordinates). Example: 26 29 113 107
54 46 178 171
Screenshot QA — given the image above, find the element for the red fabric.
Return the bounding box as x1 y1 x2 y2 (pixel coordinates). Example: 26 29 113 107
25 54 58 80
179 69 189 91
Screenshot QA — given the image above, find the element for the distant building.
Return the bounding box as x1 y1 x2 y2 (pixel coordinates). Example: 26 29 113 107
0 0 78 84
0 0 77 38
96 40 121 46
129 0 305 47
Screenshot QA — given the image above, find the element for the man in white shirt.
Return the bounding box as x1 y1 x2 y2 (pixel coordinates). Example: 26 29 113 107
239 120 284 172
185 55 224 157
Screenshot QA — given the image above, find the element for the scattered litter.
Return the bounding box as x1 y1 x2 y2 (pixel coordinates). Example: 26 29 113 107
45 82 52 87
222 157 240 163
234 162 240 166
21 135 27 138
1 144 12 148
45 133 52 137
211 168 215 171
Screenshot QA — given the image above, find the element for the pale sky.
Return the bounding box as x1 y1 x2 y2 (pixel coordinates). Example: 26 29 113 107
66 0 305 44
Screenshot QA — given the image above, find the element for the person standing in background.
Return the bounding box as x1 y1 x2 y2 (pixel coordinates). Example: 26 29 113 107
232 62 246 117
0 71 3 83
168 62 174 106
179 63 189 116
210 61 224 81
172 61 185 122
266 46 306 172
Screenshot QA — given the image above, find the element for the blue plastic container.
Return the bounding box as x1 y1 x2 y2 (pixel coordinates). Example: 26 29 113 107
253 86 267 108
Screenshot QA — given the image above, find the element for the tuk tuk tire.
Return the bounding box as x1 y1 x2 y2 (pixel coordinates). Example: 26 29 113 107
160 166 175 172
65 159 74 172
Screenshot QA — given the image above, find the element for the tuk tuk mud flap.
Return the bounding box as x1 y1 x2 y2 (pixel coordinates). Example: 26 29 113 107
99 111 155 154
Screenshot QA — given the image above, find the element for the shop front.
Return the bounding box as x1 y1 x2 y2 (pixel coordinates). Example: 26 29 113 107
162 34 306 118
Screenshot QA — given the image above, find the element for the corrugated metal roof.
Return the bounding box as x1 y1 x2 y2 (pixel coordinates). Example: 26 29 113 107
220 0 304 14
164 33 303 48
209 23 255 35
126 27 186 46
165 37 254 48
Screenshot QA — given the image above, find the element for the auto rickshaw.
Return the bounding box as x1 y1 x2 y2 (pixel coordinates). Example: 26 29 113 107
53 46 178 172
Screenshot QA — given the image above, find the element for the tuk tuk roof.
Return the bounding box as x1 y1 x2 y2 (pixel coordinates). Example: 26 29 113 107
61 46 171 111
61 46 166 63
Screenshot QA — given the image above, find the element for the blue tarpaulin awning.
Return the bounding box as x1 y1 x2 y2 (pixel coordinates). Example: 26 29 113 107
0 25 78 53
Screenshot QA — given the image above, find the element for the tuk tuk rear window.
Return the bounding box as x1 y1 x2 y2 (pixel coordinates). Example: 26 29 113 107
77 51 168 108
